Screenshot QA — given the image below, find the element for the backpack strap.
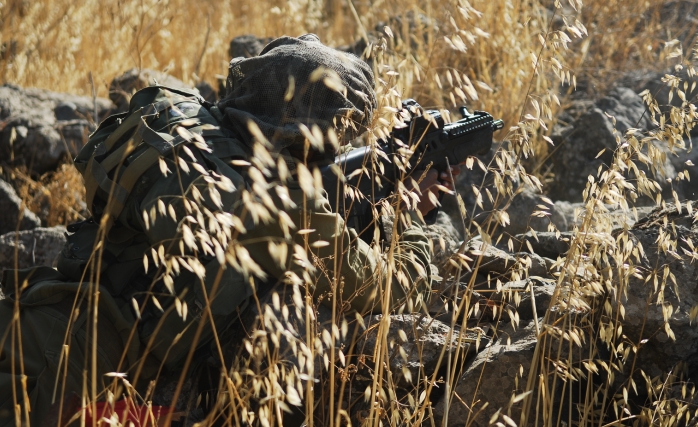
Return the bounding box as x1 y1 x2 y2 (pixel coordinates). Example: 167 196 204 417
80 85 238 231
83 99 175 216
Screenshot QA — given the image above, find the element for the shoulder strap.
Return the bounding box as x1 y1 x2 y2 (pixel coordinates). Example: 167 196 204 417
80 85 239 231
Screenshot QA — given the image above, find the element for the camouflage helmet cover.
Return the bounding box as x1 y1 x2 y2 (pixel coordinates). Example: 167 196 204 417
218 34 377 154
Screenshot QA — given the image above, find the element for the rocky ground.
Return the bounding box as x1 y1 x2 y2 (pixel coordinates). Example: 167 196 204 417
1 34 698 426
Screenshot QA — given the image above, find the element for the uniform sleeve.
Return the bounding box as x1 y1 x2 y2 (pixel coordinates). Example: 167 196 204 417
238 184 434 315
129 154 434 316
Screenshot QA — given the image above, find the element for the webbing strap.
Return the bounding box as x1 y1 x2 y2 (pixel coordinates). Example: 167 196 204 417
103 97 182 152
89 115 177 213
102 147 161 222
137 119 177 154
84 88 229 232
83 155 131 219
99 137 140 175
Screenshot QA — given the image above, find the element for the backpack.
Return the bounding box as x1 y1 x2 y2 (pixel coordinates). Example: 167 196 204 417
59 85 254 369
74 85 247 229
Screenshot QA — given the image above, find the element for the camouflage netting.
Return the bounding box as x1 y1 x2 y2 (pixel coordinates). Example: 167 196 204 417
217 34 376 157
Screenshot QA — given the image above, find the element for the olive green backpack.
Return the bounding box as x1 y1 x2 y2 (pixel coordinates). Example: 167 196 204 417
56 85 253 369
74 85 245 228
59 85 245 292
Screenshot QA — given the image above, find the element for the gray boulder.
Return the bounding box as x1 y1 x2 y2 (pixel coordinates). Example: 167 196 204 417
0 178 40 235
500 186 569 236
0 84 113 174
445 151 569 238
668 136 698 201
614 68 698 200
443 144 507 235
358 314 485 387
508 231 573 259
425 211 463 268
383 210 462 273
462 240 551 281
549 202 655 232
547 87 676 203
616 204 698 382
0 226 66 271
434 315 592 427
618 66 698 123
433 319 540 427
492 277 556 322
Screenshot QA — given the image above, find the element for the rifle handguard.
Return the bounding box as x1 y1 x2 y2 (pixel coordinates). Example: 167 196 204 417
322 99 503 241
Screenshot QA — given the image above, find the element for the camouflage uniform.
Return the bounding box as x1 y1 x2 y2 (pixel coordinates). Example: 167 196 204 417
0 34 433 426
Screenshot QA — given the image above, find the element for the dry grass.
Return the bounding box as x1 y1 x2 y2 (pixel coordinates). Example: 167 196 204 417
1 0 686 145
9 163 87 226
3 0 698 426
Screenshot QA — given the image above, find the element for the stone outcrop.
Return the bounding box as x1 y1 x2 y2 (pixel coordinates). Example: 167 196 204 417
433 319 540 427
229 34 273 59
357 314 486 387
0 178 40 235
547 87 667 203
0 226 66 271
615 204 698 381
0 84 113 174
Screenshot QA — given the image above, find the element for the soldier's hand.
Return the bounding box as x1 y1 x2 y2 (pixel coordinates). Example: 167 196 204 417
413 166 460 216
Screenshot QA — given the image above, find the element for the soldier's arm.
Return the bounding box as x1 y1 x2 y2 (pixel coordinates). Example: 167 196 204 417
238 183 434 315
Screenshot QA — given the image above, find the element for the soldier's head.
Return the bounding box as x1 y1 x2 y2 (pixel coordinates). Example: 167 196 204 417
218 34 376 156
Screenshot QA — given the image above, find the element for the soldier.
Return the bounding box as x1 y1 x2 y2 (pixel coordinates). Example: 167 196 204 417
0 34 457 426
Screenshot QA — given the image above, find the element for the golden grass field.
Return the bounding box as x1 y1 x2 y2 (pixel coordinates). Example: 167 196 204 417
2 0 686 141
3 0 698 426
3 0 690 226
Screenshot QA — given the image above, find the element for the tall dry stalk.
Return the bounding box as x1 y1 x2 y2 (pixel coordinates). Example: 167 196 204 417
3 0 698 426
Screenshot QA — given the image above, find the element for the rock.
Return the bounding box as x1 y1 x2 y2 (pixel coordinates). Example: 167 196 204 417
433 276 555 327
508 231 573 259
492 277 556 322
424 211 462 267
0 84 111 123
109 69 195 112
434 315 594 427
614 69 698 197
418 211 463 268
654 2 698 50
358 314 487 387
433 319 540 427
228 34 273 59
0 226 66 271
669 136 698 201
443 144 500 232
54 102 80 121
549 202 656 232
501 186 569 236
615 203 698 382
0 84 113 174
463 240 550 281
0 178 40 235
547 87 676 203
382 210 462 272
617 66 698 121
551 200 581 230
442 148 567 239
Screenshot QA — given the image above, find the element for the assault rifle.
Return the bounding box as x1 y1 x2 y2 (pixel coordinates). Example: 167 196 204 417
322 99 504 242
